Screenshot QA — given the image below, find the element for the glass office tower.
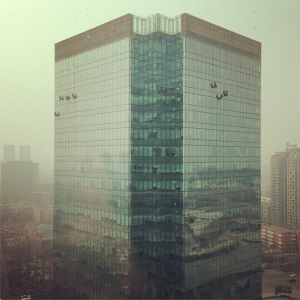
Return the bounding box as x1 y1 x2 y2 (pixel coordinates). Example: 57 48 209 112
54 14 261 299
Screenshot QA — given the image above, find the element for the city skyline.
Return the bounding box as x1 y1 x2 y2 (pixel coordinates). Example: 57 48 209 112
1 0 300 173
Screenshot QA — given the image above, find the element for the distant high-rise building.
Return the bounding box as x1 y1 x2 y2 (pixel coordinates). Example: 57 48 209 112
3 145 15 162
286 147 300 229
1 161 39 203
261 197 272 223
271 152 287 226
54 13 261 299
271 144 300 229
19 145 31 161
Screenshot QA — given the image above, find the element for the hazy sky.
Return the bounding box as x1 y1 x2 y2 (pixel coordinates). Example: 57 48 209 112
1 0 300 172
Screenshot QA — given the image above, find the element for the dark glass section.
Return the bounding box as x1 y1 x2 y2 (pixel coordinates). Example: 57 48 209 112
130 32 184 299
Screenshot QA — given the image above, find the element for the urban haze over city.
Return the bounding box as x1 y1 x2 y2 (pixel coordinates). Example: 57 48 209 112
1 0 300 299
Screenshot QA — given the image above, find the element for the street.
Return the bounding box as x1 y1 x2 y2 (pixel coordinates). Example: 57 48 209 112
263 269 300 299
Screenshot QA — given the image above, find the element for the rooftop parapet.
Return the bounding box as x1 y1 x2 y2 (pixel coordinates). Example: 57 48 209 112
55 13 261 62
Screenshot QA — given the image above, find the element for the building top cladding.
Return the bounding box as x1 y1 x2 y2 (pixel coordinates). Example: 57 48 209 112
55 13 261 62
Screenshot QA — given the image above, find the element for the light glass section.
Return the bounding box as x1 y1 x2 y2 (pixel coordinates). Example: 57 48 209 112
54 38 131 299
182 37 261 299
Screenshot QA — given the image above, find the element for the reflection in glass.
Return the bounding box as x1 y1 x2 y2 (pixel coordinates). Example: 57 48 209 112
54 15 261 300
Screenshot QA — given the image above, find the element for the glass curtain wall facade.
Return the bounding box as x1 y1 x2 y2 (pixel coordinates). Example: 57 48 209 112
54 37 131 299
130 32 184 299
183 37 261 299
54 13 261 299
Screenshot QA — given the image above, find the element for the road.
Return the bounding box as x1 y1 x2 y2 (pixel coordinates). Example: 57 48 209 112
263 269 300 299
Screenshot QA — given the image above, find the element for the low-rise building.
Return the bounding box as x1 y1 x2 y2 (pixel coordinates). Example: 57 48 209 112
33 206 54 225
17 203 34 222
29 192 53 208
21 224 53 257
262 225 296 253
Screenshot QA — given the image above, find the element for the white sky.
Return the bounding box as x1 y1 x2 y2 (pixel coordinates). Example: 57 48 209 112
1 0 300 173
